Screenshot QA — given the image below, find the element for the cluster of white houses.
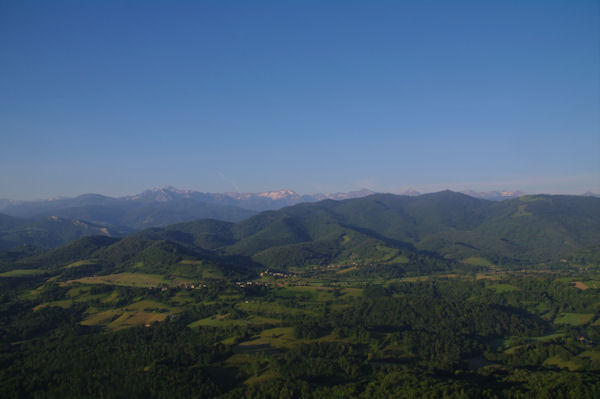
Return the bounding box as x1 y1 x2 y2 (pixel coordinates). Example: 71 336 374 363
259 269 294 278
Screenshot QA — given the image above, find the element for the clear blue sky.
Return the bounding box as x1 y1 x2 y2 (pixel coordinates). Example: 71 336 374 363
1 0 598 199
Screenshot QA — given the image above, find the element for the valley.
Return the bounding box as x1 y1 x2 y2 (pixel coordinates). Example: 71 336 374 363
0 192 599 397
1 262 599 397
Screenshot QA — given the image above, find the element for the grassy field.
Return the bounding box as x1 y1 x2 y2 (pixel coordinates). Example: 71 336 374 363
81 299 178 330
187 283 362 331
169 290 195 306
463 256 494 267
554 313 595 326
543 355 583 371
123 299 174 312
487 283 519 293
528 333 565 342
527 300 553 316
372 245 409 264
64 272 206 289
201 269 225 279
61 286 117 303
247 315 281 325
188 313 282 329
108 311 170 329
188 315 249 328
178 260 204 265
101 290 122 304
236 327 296 350
33 299 74 310
65 260 96 269
579 350 600 362
341 287 362 297
0 269 46 277
234 326 344 354
81 308 122 326
67 272 172 287
497 333 566 354
269 285 357 301
270 286 317 299
487 283 518 294
236 300 320 318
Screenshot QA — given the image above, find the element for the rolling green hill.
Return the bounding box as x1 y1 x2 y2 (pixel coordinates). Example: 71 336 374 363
135 191 600 268
3 191 598 279
478 195 600 262
22 235 119 267
3 233 254 282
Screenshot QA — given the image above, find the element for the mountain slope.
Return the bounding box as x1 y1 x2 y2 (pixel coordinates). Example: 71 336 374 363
477 195 600 262
4 191 597 279
0 187 378 229
1 196 255 230
0 213 128 250
142 191 600 267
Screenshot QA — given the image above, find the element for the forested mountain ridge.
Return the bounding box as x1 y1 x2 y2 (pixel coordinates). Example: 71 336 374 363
0 187 377 228
0 195 256 230
2 191 598 272
134 191 600 268
0 187 375 236
0 213 131 251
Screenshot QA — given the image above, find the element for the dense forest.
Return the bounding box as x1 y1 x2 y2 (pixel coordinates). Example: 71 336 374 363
0 267 599 397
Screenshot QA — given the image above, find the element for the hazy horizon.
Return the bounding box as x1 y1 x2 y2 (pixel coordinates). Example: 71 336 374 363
2 1 598 200
1 184 597 203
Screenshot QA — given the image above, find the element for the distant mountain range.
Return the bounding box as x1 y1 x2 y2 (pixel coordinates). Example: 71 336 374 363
459 190 524 201
0 187 377 249
122 186 378 210
0 187 377 215
394 189 527 201
1 187 598 252
5 187 594 220
0 213 133 251
5 191 599 276
0 187 538 217
0 193 255 230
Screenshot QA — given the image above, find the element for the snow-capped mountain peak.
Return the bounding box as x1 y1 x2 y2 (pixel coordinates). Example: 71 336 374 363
256 189 300 200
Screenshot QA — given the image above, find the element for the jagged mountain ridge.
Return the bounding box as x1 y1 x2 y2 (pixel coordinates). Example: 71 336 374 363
123 186 377 210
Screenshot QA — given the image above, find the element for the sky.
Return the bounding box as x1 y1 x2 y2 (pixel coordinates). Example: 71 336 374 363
1 0 599 200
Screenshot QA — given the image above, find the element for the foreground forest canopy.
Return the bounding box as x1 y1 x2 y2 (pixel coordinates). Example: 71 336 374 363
0 192 599 398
